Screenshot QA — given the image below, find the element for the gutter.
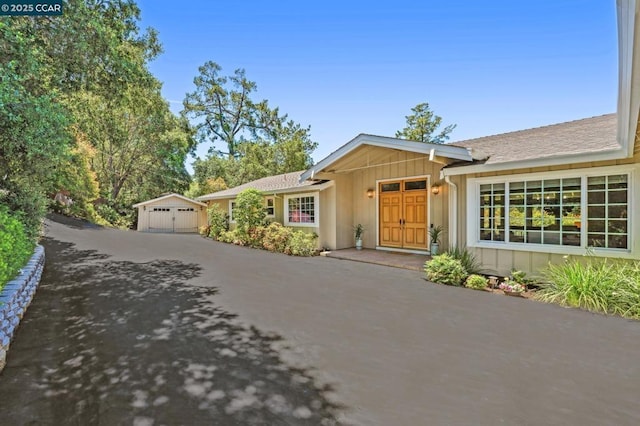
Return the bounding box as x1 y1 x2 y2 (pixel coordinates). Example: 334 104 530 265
444 175 457 248
440 147 628 178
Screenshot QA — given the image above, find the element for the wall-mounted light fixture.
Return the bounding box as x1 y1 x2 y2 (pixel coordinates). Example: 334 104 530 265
367 188 375 198
431 183 441 195
143 205 146 211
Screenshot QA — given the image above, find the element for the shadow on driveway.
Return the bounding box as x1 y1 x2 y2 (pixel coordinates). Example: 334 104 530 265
0 237 342 425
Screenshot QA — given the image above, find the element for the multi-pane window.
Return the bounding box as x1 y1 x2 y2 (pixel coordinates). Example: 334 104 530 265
285 194 317 226
265 196 275 217
477 173 629 250
587 175 628 249
229 201 237 222
508 178 581 246
479 183 505 241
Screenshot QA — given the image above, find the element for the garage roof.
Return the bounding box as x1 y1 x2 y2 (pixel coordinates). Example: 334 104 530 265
133 193 206 208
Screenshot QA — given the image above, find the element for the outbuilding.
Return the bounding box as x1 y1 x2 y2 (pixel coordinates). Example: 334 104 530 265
133 194 207 233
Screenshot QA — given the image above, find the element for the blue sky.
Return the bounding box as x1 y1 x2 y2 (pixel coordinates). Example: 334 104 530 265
137 1 618 170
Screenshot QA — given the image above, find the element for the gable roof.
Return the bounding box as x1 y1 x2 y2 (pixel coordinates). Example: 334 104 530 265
442 114 620 175
133 193 206 208
197 171 332 201
300 133 475 182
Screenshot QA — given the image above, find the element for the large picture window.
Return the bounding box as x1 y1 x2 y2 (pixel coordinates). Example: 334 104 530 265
473 171 630 251
284 193 318 227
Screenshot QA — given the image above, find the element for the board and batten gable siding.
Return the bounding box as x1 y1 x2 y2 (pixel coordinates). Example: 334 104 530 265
457 151 640 276
349 150 447 250
136 196 206 232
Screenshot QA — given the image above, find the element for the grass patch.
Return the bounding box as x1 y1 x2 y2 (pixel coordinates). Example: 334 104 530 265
537 258 640 319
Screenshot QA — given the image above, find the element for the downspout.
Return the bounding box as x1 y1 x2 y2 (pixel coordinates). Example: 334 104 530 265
444 175 457 248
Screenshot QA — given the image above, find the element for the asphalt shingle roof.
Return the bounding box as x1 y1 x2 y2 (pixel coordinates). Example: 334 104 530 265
197 171 322 200
449 113 619 166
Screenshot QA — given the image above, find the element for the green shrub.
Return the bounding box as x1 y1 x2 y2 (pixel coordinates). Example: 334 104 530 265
262 222 293 252
286 231 318 256
424 253 467 286
0 205 35 290
465 274 488 290
0 186 47 242
537 258 640 319
218 229 243 245
247 225 268 248
234 188 266 237
445 246 482 275
207 204 229 240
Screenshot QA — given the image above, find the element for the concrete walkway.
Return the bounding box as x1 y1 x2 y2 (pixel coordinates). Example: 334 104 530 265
1 215 639 425
325 248 428 271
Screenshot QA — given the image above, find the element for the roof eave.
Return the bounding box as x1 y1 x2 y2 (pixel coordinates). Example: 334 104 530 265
300 134 473 182
197 181 335 201
133 193 206 208
441 148 627 177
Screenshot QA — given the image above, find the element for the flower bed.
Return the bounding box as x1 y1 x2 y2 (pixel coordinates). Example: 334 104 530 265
0 245 45 372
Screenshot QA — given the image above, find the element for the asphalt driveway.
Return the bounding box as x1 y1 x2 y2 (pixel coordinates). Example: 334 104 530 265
1 215 639 425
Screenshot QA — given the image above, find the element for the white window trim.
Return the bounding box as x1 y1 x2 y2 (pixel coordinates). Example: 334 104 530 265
228 200 236 223
284 192 319 227
265 196 275 218
466 164 638 258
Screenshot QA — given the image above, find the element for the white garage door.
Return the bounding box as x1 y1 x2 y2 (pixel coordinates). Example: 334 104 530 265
148 206 198 233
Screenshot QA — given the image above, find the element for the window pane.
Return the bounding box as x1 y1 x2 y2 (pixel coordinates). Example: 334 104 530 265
288 196 315 223
608 190 627 204
563 178 581 191
588 176 606 190
608 235 627 249
588 220 605 233
588 233 606 247
479 183 505 241
405 180 427 190
607 174 628 189
381 183 400 192
588 191 605 204
587 206 605 218
562 233 581 246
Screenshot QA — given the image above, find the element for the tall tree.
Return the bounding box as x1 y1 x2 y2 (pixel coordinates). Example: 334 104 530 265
395 102 456 144
0 19 72 238
182 61 281 159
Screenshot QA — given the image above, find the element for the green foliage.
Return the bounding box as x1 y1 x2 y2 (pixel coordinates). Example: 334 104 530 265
429 225 444 244
424 253 467 286
0 185 48 242
445 246 482 275
182 61 279 159
234 188 266 236
395 102 456 144
0 206 35 289
184 62 316 188
262 222 294 252
285 231 318 256
465 274 489 290
218 230 239 244
537 259 640 319
353 224 364 239
213 221 317 256
207 204 229 239
1 2 194 230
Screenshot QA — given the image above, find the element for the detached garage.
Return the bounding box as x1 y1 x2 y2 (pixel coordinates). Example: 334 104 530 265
133 194 207 233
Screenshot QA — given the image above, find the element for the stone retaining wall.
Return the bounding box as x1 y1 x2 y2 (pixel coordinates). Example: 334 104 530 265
0 245 45 372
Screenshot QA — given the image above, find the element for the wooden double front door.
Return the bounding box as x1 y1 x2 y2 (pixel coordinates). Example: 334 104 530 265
379 179 428 250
